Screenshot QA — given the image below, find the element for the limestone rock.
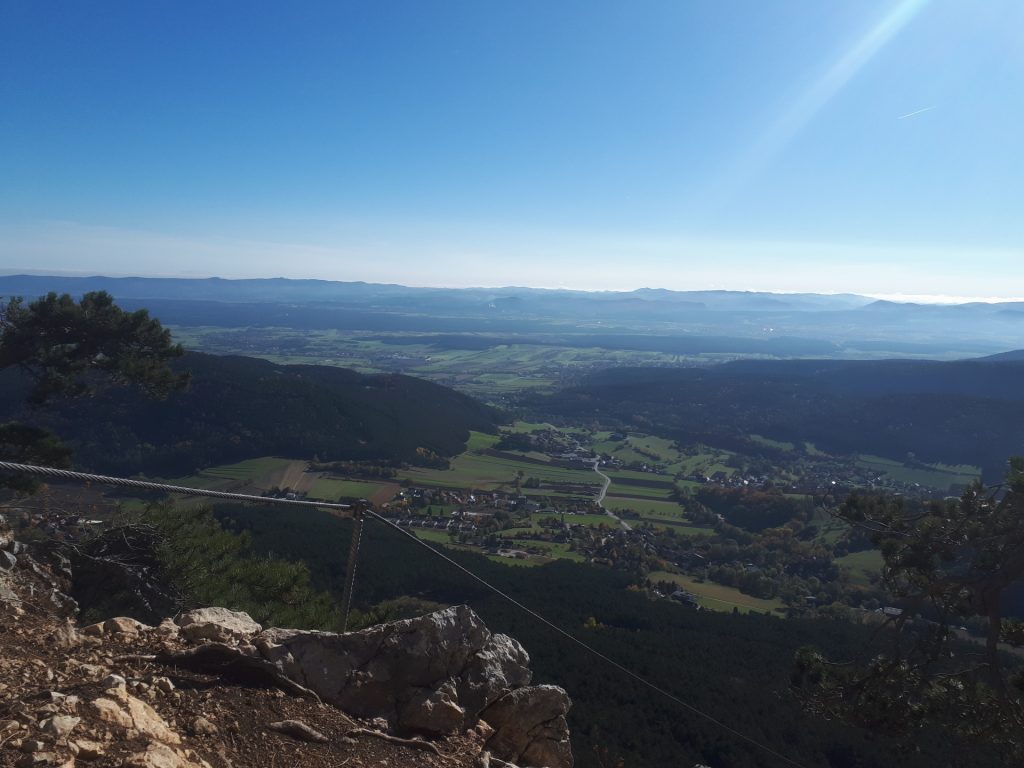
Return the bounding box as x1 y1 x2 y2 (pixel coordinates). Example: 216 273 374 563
102 674 127 689
458 632 532 718
80 622 106 637
104 616 150 635
255 604 532 736
51 620 80 649
482 685 573 768
123 742 210 768
16 753 60 768
190 716 218 736
123 693 182 744
88 692 182 745
40 714 80 739
89 697 133 729
0 550 17 570
176 607 262 644
398 681 466 734
71 738 106 760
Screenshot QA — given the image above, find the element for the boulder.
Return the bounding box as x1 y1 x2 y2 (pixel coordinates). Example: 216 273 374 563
39 715 79 739
176 607 261 644
255 605 531 734
105 616 151 635
89 692 181 745
482 685 573 768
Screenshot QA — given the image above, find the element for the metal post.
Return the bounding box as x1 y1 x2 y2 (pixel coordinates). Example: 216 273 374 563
341 508 364 632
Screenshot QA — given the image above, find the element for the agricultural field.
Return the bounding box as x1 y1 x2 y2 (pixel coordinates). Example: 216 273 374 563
172 457 307 493
398 450 602 497
465 430 501 451
855 454 980 490
603 497 686 519
605 476 676 500
648 571 785 615
677 448 738 478
307 478 398 504
171 455 400 505
835 550 884 587
747 434 796 452
169 327 693 401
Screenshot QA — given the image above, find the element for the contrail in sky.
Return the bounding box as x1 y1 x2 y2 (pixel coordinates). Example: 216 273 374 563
898 105 937 120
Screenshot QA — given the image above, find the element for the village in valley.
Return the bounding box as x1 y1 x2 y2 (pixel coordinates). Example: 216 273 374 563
220 421 977 619
28 418 973 622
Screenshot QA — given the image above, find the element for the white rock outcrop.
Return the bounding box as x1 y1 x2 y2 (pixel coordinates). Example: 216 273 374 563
175 607 262 644
253 605 572 768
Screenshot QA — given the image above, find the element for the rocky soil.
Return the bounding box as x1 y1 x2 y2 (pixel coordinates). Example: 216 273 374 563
0 517 572 768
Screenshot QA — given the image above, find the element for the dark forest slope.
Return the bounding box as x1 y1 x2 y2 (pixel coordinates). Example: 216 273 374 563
532 359 1024 480
0 352 501 475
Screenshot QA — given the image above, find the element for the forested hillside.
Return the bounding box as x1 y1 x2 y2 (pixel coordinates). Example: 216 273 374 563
0 351 501 475
530 360 1024 479
205 503 986 768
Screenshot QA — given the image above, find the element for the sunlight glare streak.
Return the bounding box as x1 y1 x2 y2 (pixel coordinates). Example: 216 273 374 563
712 0 932 201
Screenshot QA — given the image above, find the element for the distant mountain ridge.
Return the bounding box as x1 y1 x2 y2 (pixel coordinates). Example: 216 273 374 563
0 273 874 310
976 349 1024 362
3 274 1022 356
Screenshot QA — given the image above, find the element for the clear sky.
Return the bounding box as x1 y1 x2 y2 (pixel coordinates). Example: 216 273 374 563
2 1 1022 299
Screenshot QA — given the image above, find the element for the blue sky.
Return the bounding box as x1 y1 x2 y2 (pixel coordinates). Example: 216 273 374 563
2 0 1022 299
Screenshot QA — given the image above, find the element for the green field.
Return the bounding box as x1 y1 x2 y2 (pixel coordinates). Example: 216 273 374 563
677 449 738 477
465 430 501 451
411 528 456 545
856 454 980 490
172 457 296 490
648 571 785 614
606 481 674 500
748 434 796 451
835 550 884 586
399 451 601 496
592 433 688 474
178 456 292 483
308 478 396 502
603 496 686 519
640 522 714 536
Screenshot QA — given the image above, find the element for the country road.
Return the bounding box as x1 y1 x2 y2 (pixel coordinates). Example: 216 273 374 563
593 460 632 531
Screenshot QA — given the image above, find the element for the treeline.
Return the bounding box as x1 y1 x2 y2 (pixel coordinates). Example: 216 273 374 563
529 361 1024 479
0 351 501 476
693 487 815 532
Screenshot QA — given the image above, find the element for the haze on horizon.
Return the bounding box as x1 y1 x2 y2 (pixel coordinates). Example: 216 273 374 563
2 1 1022 298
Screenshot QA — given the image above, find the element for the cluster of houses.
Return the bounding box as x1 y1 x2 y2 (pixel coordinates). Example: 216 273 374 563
684 459 958 499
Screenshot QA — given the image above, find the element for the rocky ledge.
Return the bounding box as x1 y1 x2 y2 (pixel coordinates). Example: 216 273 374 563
0 520 572 768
